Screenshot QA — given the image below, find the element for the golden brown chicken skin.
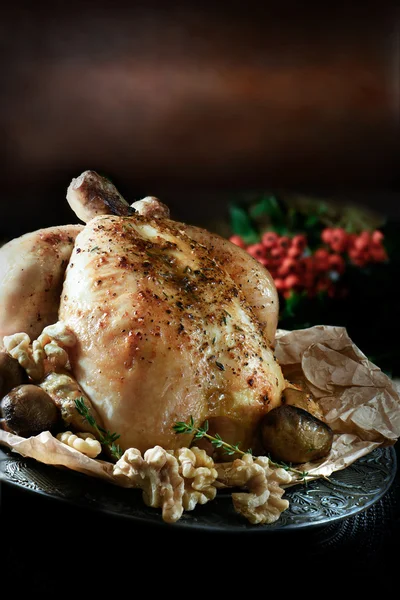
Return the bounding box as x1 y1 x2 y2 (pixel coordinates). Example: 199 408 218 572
59 210 285 453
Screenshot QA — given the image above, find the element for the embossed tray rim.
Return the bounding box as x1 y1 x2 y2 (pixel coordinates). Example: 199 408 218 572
0 445 397 533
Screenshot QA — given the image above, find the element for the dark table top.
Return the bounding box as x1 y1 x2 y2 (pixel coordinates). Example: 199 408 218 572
1 440 399 594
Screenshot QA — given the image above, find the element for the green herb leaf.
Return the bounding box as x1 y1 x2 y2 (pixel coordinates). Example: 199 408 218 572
229 204 259 244
173 416 311 482
74 397 123 461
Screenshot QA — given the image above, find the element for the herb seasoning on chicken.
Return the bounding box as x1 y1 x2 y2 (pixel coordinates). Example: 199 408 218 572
53 171 285 453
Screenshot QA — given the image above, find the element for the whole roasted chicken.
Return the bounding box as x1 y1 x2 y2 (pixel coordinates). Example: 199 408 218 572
0 171 286 454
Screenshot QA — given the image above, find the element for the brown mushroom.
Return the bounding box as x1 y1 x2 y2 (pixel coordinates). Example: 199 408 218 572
260 404 334 464
0 352 28 398
0 384 61 437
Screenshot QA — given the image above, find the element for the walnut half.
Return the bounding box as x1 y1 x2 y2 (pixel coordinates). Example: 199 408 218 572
113 445 219 523
113 446 185 523
170 446 218 511
216 454 292 525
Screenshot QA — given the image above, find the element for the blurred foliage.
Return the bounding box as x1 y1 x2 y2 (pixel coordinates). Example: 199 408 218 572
230 193 384 242
227 193 400 378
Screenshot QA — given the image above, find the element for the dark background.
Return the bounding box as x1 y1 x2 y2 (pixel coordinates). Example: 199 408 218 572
0 4 399 241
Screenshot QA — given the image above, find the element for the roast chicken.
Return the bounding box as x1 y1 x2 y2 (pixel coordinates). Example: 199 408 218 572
0 171 285 454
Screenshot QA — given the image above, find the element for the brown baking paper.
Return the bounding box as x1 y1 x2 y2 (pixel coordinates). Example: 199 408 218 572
1 325 399 487
275 325 400 483
0 429 117 483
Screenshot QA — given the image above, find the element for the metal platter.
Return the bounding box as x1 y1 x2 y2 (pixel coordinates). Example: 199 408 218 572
0 445 396 533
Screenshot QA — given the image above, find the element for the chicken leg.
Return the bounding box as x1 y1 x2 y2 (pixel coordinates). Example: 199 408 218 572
0 224 83 349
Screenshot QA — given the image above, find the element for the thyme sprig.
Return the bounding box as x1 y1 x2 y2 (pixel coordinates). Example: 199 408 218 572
74 397 123 461
173 416 310 483
173 416 251 456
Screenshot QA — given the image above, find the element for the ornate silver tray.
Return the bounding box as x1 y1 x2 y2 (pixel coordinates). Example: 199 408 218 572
0 445 396 532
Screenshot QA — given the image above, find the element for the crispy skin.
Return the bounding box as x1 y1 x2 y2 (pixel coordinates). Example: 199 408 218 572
59 213 285 453
177 224 279 347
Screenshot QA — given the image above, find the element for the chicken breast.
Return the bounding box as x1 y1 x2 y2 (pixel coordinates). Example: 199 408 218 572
59 210 285 453
177 223 279 347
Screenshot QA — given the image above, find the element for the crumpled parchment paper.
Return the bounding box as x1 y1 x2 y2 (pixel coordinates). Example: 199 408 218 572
275 325 400 482
1 325 399 487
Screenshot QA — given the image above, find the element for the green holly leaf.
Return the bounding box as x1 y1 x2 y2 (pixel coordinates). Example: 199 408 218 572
249 195 287 234
229 204 259 244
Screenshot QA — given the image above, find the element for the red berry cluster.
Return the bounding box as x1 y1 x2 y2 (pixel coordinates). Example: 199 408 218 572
229 227 387 299
321 227 387 267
